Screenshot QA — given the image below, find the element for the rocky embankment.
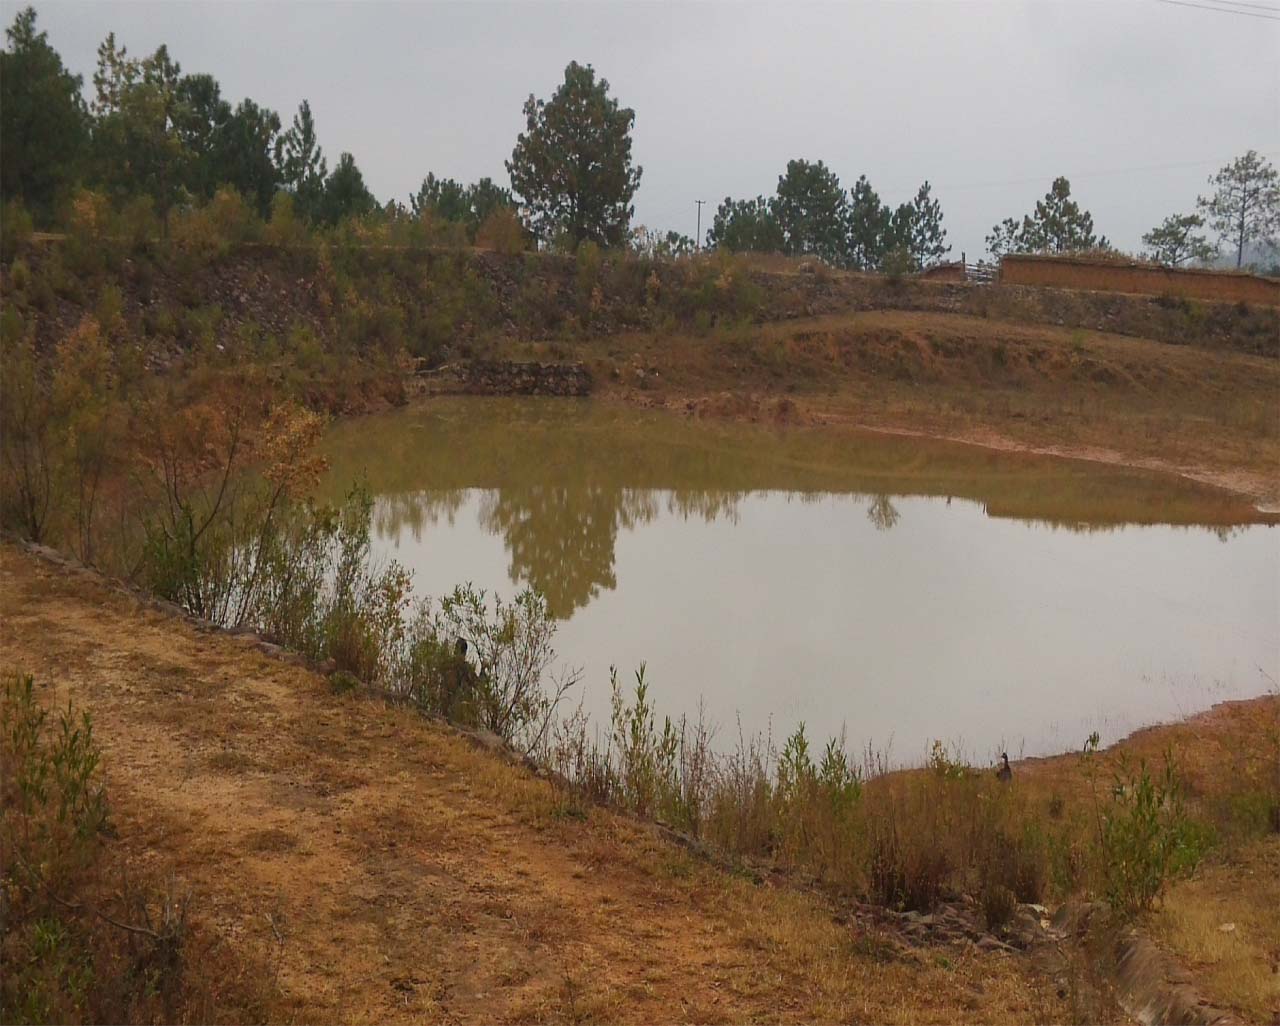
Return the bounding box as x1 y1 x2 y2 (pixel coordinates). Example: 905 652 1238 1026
415 359 593 397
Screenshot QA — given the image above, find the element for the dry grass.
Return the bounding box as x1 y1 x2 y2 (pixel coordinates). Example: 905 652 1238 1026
1151 838 1280 1022
532 308 1280 506
6 536 1274 1022
0 673 277 1024
0 543 1072 1024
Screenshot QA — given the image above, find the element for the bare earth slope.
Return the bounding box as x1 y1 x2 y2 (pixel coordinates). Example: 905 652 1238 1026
0 544 1066 1024
533 309 1280 508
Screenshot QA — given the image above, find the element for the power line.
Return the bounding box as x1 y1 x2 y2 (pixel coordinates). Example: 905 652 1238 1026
932 151 1280 193
1156 0 1280 20
1160 0 1280 16
1189 0 1280 12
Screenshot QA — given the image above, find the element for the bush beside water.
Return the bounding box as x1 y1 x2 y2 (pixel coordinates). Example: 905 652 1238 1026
2 194 1277 939
5 432 1276 931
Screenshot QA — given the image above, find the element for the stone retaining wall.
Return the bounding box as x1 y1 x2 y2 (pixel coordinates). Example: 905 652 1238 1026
417 360 593 397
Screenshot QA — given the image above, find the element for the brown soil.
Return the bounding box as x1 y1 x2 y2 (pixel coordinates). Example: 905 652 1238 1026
0 544 1070 1024
521 308 1280 509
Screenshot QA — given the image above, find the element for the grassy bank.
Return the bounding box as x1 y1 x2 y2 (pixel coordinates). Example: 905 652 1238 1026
521 308 1280 507
5 210 1278 542
7 470 1279 1018
3 538 1275 1022
4 208 1278 1022
0 544 1073 1024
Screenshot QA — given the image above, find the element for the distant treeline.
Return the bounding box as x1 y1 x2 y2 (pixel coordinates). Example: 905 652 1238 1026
2 7 1277 269
0 8 522 248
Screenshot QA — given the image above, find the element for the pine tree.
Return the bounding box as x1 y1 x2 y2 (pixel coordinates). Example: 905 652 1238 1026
276 100 328 223
318 152 375 226
986 178 1107 257
1197 151 1280 268
1142 214 1215 267
0 7 90 221
410 173 470 222
506 61 642 248
846 176 892 270
705 196 784 253
774 159 848 264
905 181 949 269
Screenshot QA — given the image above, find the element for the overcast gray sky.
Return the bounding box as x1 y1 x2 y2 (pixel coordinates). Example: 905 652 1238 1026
17 0 1280 258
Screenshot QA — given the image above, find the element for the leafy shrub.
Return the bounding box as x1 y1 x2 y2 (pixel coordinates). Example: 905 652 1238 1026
429 584 579 751
1 674 107 1022
135 397 327 622
264 191 310 249
8 256 31 293
322 496 413 682
1 199 35 262
1 673 108 895
62 189 114 277
882 245 915 285
607 665 680 819
0 332 55 541
927 738 970 781
169 187 261 259
1 674 270 1023
575 241 603 296
117 195 159 252
1083 736 1206 917
475 207 528 254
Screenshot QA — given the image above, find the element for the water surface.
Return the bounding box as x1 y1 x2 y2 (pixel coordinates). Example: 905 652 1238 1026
321 398 1279 761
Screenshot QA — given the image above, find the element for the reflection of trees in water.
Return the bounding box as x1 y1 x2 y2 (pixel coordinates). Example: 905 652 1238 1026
366 479 1254 622
374 491 467 541
666 489 744 524
480 486 660 619
866 494 901 531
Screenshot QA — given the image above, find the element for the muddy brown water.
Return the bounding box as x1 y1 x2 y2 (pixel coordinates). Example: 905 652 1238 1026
320 398 1279 762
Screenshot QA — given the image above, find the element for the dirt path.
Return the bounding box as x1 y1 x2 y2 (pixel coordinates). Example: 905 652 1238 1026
0 544 1066 1024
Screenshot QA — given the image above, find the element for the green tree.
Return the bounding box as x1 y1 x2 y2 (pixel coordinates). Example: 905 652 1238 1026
410 173 470 222
276 100 327 222
1021 177 1108 253
656 230 694 258
215 99 281 217
985 216 1023 259
0 7 90 221
846 175 892 270
902 180 949 269
773 159 848 263
1142 213 1215 267
705 195 784 253
90 36 188 222
466 177 516 228
173 72 231 200
986 177 1107 257
409 175 515 238
1197 150 1280 269
506 61 642 248
318 151 376 226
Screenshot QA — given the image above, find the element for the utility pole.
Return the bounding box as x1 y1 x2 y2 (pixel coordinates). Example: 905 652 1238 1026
695 199 705 251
